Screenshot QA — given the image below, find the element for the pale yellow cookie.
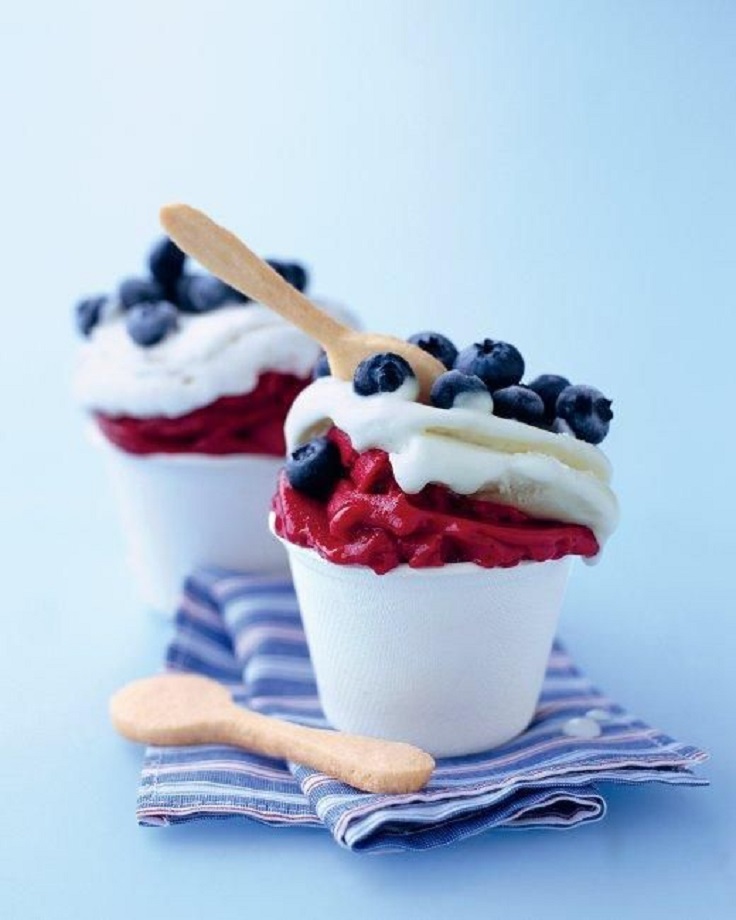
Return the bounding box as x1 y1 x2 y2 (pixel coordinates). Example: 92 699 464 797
160 204 445 403
110 673 435 795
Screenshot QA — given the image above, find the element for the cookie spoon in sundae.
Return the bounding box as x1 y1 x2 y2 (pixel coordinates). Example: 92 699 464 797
160 204 446 403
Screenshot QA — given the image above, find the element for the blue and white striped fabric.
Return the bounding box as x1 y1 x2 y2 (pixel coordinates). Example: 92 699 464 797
137 568 708 853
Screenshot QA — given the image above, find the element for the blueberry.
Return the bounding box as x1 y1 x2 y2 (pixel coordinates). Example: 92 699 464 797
267 260 308 293
527 374 572 424
312 352 331 380
176 274 247 313
353 352 417 398
407 332 458 370
119 277 165 310
454 339 524 391
555 385 613 445
148 237 186 295
285 436 343 500
126 301 178 347
75 295 107 337
493 385 545 426
430 370 492 412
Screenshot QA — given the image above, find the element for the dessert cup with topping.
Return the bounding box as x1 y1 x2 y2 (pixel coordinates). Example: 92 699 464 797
74 238 354 613
272 340 618 756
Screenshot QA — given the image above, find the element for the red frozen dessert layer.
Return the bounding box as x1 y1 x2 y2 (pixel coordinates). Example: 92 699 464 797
96 372 308 456
273 428 599 574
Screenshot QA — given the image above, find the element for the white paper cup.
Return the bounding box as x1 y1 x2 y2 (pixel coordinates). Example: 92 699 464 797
95 433 288 613
273 523 571 756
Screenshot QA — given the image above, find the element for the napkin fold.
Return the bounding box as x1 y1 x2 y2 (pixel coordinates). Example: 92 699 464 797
136 568 707 853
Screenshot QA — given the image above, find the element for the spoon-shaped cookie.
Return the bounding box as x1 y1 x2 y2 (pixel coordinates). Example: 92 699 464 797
159 204 445 402
110 673 435 795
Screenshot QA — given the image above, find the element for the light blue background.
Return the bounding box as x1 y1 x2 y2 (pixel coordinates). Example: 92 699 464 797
1 1 734 917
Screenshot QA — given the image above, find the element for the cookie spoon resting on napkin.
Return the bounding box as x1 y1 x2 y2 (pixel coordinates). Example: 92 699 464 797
110 673 435 795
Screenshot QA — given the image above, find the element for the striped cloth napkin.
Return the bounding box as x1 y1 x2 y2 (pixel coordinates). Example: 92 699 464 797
136 568 708 853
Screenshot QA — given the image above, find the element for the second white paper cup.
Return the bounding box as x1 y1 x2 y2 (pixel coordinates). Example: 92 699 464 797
97 435 288 614
275 526 571 757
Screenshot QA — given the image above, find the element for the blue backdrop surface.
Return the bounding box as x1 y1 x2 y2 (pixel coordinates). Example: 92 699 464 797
1 2 734 917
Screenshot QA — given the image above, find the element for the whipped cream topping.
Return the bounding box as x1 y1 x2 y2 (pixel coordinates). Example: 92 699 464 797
74 300 354 419
284 378 619 552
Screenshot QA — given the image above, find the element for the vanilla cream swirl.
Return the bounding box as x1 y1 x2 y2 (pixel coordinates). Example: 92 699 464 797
74 300 354 419
285 377 619 554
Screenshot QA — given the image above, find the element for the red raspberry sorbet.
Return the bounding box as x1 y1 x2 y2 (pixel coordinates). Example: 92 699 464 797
272 427 599 574
96 371 308 456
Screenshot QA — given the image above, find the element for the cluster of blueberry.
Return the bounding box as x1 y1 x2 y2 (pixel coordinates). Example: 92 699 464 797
315 332 613 446
75 238 308 348
288 333 614 499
